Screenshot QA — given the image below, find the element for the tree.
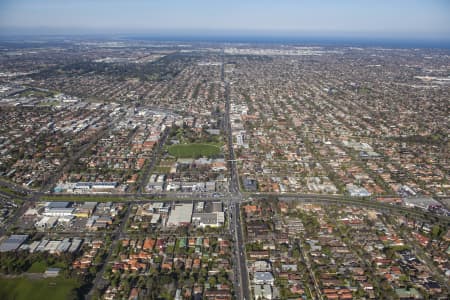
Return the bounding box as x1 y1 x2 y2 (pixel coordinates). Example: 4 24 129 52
208 276 217 288
431 225 442 239
90 288 102 300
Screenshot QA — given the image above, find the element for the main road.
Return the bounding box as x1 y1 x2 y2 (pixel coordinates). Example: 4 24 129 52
222 56 251 300
137 126 170 193
86 202 132 300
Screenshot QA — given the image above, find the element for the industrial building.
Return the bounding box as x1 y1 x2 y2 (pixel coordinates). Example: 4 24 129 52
403 196 442 210
192 212 225 228
346 184 372 197
43 201 74 217
43 207 74 217
73 182 118 192
0 234 28 252
254 285 273 299
253 272 275 285
18 238 83 254
35 216 58 230
166 203 193 227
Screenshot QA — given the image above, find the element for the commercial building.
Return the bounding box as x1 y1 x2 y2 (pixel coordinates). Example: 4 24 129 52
68 238 83 253
254 285 273 299
0 234 28 252
192 212 225 228
44 240 61 253
166 203 193 227
253 272 275 285
46 201 71 208
43 202 74 216
346 184 372 197
211 201 223 213
403 197 441 210
43 207 74 217
73 182 118 191
243 178 257 192
252 260 272 272
35 216 58 230
56 238 71 253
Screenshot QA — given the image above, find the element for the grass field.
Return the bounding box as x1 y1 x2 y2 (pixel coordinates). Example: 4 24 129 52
0 185 26 197
27 261 66 273
0 277 79 300
154 166 172 173
168 143 221 158
27 261 47 273
19 89 56 98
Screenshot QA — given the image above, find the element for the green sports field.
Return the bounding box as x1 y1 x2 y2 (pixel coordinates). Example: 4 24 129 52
168 143 221 158
0 277 79 300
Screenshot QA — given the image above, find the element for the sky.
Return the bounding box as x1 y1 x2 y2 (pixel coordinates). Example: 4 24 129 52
0 0 449 40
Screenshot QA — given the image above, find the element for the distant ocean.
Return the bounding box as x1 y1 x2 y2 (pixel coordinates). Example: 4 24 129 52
1 33 450 49
125 35 450 49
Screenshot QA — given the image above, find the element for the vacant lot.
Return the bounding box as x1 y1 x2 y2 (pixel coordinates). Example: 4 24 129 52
0 277 79 300
168 143 221 158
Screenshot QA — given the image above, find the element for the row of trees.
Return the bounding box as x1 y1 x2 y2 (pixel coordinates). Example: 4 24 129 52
33 53 198 83
0 251 75 275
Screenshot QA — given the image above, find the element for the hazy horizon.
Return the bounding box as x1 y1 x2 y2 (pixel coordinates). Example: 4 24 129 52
1 0 449 42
